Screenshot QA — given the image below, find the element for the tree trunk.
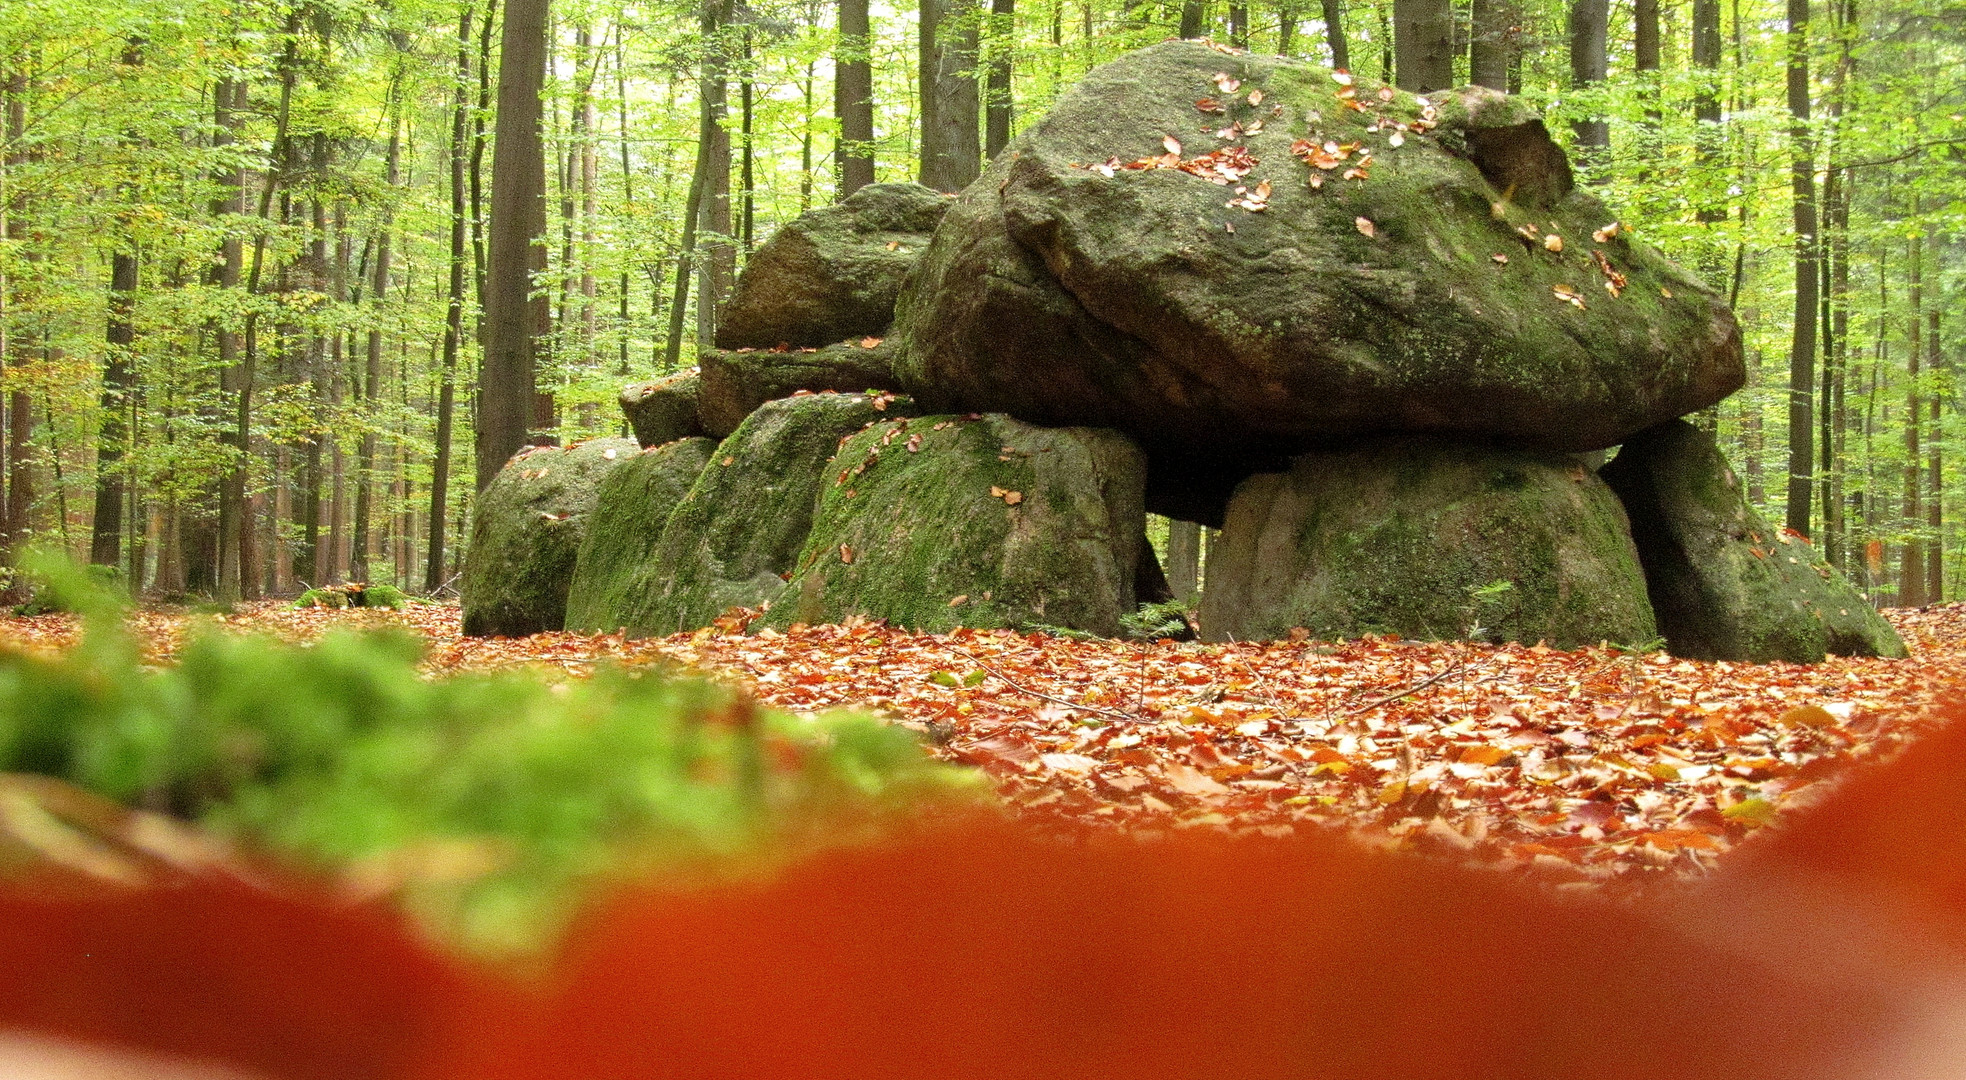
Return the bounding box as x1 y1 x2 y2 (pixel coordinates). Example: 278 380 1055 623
1179 1 1206 39
1691 0 1722 223
353 71 403 584
836 0 877 197
1228 1 1248 46
478 0 550 492
1393 0 1452 93
1321 0 1350 70
696 0 735 348
1567 0 1609 169
984 0 1015 159
0 68 31 600
1166 520 1200 604
91 38 144 571
1278 6 1296 55
1927 310 1942 601
429 1 473 592
1634 0 1660 141
1901 228 1923 606
1469 0 1508 89
920 0 982 192
1783 0 1815 540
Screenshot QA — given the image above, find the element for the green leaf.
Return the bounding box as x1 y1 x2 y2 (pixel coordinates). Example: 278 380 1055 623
929 670 962 687
963 669 989 688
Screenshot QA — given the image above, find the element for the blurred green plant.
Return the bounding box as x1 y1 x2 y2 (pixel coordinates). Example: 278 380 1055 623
0 556 990 956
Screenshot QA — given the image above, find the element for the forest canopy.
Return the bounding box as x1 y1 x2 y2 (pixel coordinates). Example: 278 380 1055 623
0 0 1960 606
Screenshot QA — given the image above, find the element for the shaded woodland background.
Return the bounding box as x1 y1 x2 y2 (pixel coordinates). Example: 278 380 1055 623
0 0 1959 605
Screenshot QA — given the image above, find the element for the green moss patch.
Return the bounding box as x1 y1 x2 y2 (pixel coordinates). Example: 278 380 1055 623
564 437 717 632
1601 419 1905 662
765 414 1147 636
460 437 639 637
1199 437 1655 647
623 393 918 636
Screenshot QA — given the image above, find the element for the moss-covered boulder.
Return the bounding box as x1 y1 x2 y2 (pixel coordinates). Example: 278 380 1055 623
717 182 951 350
563 437 717 632
767 415 1148 636
895 42 1741 457
1600 420 1905 662
619 373 706 448
461 437 639 637
624 392 918 636
1198 438 1656 647
697 338 900 438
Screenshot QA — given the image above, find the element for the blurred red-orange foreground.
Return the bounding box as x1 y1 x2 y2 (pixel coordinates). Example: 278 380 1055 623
2 700 1963 1080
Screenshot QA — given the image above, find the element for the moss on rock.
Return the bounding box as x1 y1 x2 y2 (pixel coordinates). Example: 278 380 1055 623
1199 438 1656 647
765 414 1147 636
564 437 716 632
696 338 901 438
717 182 951 349
897 41 1742 457
623 393 918 635
1600 419 1905 662
461 437 640 637
619 373 706 448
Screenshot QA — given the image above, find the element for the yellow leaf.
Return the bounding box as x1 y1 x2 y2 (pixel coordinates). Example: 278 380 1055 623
1377 780 1407 805
1779 704 1836 729
1648 761 1681 781
1723 796 1779 828
1459 744 1508 766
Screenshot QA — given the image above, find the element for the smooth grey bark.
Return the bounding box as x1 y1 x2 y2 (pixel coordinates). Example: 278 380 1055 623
1166 519 1201 603
1470 0 1509 89
91 38 144 571
919 0 982 192
985 0 1015 158
1321 0 1350 69
1393 0 1453 93
429 2 473 592
836 0 877 196
1568 0 1610 167
478 0 549 493
1784 0 1815 538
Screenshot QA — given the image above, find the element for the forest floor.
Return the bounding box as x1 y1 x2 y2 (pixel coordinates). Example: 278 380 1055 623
4 599 1962 889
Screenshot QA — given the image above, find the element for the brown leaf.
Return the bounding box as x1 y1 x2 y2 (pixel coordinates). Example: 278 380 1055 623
1355 216 1376 238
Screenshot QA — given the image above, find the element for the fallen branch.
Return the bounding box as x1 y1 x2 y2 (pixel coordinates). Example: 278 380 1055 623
945 644 1145 724
1340 663 1462 718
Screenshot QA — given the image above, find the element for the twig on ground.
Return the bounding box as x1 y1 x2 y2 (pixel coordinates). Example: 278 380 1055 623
945 644 1145 724
1341 662 1463 717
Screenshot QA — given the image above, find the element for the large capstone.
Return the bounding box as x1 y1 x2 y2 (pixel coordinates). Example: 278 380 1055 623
717 182 952 349
460 437 639 637
767 414 1148 636
622 392 918 636
1600 419 1905 663
1198 438 1657 647
696 338 900 438
563 437 716 632
619 373 706 448
895 42 1741 459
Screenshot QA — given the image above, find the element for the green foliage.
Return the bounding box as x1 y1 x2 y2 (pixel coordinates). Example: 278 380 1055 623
1121 598 1196 642
0 560 989 956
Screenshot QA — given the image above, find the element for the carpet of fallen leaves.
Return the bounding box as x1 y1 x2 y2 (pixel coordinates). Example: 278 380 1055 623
5 600 1963 888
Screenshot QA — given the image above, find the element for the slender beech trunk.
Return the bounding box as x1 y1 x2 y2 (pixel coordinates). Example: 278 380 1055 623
1228 1 1248 45
739 26 756 254
984 0 1015 159
1278 7 1296 55
836 0 877 196
479 0 550 492
92 38 144 570
353 62 403 583
1692 0 1723 224
1394 0 1452 93
617 26 638 373
1783 0 1815 539
1635 0 1660 144
1567 0 1609 170
1179 1 1205 39
1902 227 1924 605
428 2 474 592
1927 310 1942 601
696 0 735 347
1321 0 1350 70
1469 0 1508 89
2 69 33 598
920 0 982 192
1166 520 1200 604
